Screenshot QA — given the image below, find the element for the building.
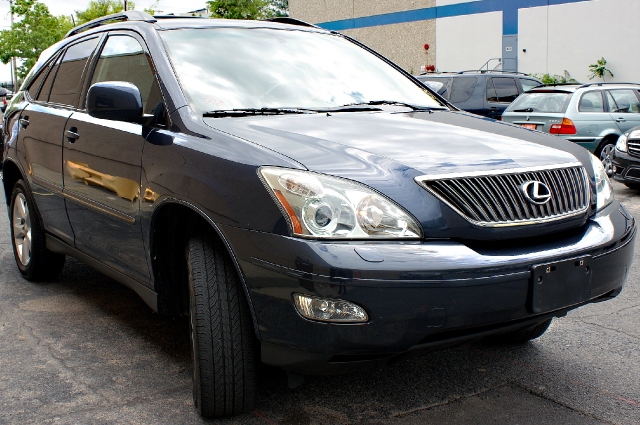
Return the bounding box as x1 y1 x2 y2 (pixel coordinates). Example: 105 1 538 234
290 0 639 82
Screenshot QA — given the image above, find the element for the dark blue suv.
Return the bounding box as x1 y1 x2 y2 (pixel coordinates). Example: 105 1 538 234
1 12 634 418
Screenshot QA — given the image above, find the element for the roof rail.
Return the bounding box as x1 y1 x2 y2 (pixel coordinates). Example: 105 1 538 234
65 10 156 38
578 82 640 88
152 15 206 19
456 70 530 76
263 17 320 28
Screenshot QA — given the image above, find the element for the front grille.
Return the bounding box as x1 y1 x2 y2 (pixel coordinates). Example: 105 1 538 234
627 140 640 157
417 165 590 227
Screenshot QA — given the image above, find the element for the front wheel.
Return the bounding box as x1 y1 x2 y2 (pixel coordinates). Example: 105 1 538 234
598 142 615 177
9 180 65 281
186 233 257 418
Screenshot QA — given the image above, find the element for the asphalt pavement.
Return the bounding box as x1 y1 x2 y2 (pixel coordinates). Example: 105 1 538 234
0 181 639 425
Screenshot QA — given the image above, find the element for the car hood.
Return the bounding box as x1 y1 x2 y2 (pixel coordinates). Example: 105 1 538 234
204 110 580 177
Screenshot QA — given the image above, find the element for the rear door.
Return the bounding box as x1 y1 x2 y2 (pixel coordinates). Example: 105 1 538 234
606 89 640 133
485 77 519 119
63 32 165 285
17 36 100 245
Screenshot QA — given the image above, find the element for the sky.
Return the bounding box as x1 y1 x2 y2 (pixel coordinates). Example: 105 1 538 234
0 0 210 83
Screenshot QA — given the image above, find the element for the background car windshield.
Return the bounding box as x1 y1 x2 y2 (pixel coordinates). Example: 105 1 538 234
160 28 441 112
506 92 571 113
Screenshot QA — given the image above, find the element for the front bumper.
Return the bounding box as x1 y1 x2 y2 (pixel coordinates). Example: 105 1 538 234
612 149 640 184
221 200 635 374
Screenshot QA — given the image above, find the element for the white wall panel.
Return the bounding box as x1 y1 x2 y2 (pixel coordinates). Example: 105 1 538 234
436 12 502 72
518 6 549 76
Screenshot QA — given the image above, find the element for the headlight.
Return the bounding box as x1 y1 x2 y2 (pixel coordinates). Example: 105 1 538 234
616 134 628 152
260 167 423 239
590 153 613 211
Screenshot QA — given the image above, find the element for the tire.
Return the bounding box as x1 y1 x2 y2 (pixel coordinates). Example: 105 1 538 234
9 179 65 281
597 142 615 177
485 319 552 344
624 182 640 191
186 233 257 418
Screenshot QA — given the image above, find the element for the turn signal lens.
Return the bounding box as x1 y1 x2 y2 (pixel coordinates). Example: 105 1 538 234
293 293 368 323
549 118 577 135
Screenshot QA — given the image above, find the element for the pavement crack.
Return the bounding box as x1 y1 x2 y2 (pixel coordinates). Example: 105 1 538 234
576 317 640 341
20 317 113 405
390 385 504 418
517 383 618 424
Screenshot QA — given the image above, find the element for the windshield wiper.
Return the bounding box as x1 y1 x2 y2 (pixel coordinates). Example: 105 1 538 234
203 108 318 118
512 108 534 112
339 100 448 112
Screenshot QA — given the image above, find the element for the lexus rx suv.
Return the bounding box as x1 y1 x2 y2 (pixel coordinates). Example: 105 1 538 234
1 12 635 418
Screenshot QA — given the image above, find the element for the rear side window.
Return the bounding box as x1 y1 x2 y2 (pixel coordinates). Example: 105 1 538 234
578 91 604 112
449 77 476 103
37 55 62 102
505 92 571 113
607 89 640 113
49 37 100 106
89 35 163 115
26 61 53 100
488 77 518 103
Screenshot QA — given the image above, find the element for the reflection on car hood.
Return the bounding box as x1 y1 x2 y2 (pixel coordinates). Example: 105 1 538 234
204 110 579 176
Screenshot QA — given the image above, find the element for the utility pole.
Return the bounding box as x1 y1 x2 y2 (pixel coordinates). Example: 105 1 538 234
8 0 17 90
124 0 127 11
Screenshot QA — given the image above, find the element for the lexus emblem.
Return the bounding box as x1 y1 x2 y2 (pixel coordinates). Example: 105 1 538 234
522 181 552 205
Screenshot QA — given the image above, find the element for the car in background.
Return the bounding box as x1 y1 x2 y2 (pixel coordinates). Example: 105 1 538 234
501 83 640 175
416 71 541 119
612 125 640 189
0 87 8 112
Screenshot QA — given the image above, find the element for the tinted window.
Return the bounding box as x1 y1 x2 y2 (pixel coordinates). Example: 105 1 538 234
37 55 62 102
489 77 518 103
26 61 52 99
49 37 99 106
449 77 477 103
90 35 163 115
520 79 540 92
607 89 640 113
578 91 604 112
506 92 571 113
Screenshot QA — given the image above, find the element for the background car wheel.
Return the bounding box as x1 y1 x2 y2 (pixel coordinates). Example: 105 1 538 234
9 180 65 281
485 319 552 344
186 233 257 418
624 182 640 191
597 142 615 177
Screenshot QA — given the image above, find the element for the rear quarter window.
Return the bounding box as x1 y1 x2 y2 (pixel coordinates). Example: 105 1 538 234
578 91 604 112
449 77 477 103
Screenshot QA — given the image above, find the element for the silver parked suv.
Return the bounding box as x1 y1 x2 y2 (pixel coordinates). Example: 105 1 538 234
501 83 640 175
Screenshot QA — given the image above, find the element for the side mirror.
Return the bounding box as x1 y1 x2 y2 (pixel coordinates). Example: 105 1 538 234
87 82 142 122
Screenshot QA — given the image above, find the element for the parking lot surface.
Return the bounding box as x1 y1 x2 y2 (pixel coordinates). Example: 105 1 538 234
1 181 639 425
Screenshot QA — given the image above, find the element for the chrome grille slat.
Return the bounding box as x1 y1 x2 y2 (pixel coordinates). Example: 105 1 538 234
418 165 589 227
628 141 640 157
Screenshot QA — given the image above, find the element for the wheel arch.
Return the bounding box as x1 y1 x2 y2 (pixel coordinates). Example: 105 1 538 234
595 132 620 156
2 159 24 206
148 198 261 338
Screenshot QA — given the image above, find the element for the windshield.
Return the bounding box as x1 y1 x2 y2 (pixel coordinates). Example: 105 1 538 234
159 27 442 113
506 91 572 113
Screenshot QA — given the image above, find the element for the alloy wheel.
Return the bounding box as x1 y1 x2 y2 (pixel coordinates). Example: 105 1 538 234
12 192 32 266
600 144 614 177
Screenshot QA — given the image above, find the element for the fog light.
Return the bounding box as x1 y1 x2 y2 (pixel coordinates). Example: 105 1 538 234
293 293 368 323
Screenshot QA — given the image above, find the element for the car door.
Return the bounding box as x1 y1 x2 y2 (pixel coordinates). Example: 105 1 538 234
486 77 519 119
62 32 165 285
606 89 640 133
17 36 100 245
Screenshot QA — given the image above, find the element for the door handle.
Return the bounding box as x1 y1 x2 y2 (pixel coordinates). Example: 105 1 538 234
65 128 80 143
615 118 626 122
19 118 29 128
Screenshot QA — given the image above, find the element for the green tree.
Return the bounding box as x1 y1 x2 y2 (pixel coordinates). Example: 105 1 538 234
532 70 579 85
206 0 288 19
76 0 136 25
0 0 73 79
588 57 613 82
